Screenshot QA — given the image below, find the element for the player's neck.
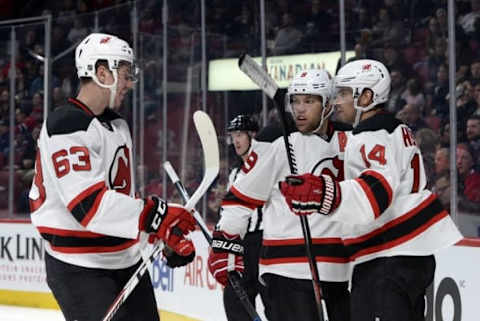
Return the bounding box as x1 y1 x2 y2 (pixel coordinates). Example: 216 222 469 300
76 86 108 115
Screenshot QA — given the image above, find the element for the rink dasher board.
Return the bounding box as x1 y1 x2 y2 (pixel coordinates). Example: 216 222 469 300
0 220 479 321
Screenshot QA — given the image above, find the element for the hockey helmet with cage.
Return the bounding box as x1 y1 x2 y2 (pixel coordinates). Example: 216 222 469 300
227 114 259 132
334 59 391 126
286 69 335 132
75 33 138 108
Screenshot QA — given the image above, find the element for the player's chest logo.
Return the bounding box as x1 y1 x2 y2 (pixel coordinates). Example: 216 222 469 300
109 145 132 195
311 156 344 181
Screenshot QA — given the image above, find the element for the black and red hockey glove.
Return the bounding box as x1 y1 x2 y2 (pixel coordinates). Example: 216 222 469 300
139 196 196 267
207 230 244 286
280 173 341 216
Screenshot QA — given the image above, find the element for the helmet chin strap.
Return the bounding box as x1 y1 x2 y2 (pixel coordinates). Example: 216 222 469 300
312 103 334 137
352 92 376 127
91 69 119 108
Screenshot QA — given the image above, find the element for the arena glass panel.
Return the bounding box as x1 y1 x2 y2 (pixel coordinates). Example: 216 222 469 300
3 22 47 218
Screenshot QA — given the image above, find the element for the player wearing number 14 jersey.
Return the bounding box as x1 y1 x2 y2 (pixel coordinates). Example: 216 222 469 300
281 59 462 321
28 33 196 321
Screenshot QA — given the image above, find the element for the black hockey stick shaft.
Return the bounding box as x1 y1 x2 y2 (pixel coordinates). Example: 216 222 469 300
163 161 263 321
238 53 328 321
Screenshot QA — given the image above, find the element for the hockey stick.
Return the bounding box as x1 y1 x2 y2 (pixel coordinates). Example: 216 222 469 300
238 53 328 321
102 110 220 321
163 161 263 321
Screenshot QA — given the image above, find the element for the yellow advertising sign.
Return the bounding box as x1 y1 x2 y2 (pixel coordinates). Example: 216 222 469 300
208 51 355 91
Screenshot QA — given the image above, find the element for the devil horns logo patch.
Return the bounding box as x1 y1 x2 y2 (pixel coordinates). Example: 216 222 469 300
109 145 132 195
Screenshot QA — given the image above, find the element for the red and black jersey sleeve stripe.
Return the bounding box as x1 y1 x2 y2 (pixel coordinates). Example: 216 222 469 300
67 182 108 227
355 170 393 218
344 194 447 260
221 186 265 210
37 227 137 254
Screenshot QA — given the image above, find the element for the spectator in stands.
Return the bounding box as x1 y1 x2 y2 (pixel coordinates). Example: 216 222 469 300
435 8 449 36
0 119 9 168
30 91 43 123
426 17 447 55
397 103 427 132
473 82 480 115
15 105 37 134
435 147 450 179
459 0 480 34
386 69 406 114
466 115 480 160
0 88 8 120
371 8 406 47
439 121 451 147
383 44 410 77
272 13 303 55
302 0 333 52
415 128 439 188
401 78 426 113
457 143 480 203
469 59 480 84
427 38 448 83
434 173 451 210
432 64 449 118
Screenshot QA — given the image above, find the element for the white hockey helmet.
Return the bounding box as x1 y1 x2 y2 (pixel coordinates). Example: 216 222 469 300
75 33 137 108
334 59 391 126
287 69 334 132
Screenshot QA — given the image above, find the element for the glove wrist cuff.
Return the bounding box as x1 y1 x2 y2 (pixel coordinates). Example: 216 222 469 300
141 197 168 233
211 231 244 255
319 175 341 215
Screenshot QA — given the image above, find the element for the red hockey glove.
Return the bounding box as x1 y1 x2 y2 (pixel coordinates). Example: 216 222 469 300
162 239 196 268
207 230 244 286
140 196 196 258
280 173 341 216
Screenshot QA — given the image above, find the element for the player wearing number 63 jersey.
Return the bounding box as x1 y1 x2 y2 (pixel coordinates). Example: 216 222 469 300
28 33 196 321
281 60 462 321
208 70 351 321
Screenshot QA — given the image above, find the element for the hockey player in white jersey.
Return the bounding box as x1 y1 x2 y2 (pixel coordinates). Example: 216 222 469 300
280 59 463 321
221 114 272 321
208 69 351 321
28 33 196 321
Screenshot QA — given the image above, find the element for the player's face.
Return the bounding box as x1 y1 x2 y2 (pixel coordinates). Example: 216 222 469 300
334 87 355 124
230 131 251 157
113 65 135 108
291 94 323 133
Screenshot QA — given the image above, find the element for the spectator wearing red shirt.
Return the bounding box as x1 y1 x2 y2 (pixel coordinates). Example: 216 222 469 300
457 143 480 202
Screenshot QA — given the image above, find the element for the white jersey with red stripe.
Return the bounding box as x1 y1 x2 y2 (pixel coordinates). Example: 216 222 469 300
333 112 462 264
217 123 352 282
29 98 145 269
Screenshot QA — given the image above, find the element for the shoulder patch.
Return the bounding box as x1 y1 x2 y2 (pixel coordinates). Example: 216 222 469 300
47 104 94 136
353 112 403 135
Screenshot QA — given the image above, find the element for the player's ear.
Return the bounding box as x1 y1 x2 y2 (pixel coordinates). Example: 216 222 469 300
96 65 108 84
359 89 373 106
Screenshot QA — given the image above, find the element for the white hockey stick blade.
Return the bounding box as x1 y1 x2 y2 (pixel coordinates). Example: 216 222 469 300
238 53 278 99
184 110 220 212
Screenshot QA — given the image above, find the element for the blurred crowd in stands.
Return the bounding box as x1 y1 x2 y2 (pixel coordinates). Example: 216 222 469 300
0 0 479 220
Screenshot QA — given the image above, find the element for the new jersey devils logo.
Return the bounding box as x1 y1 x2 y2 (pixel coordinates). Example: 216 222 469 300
311 156 344 181
109 145 132 195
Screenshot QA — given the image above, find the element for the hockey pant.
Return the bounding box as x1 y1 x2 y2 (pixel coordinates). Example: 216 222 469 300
262 273 350 321
351 255 436 321
223 230 271 321
45 252 159 321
